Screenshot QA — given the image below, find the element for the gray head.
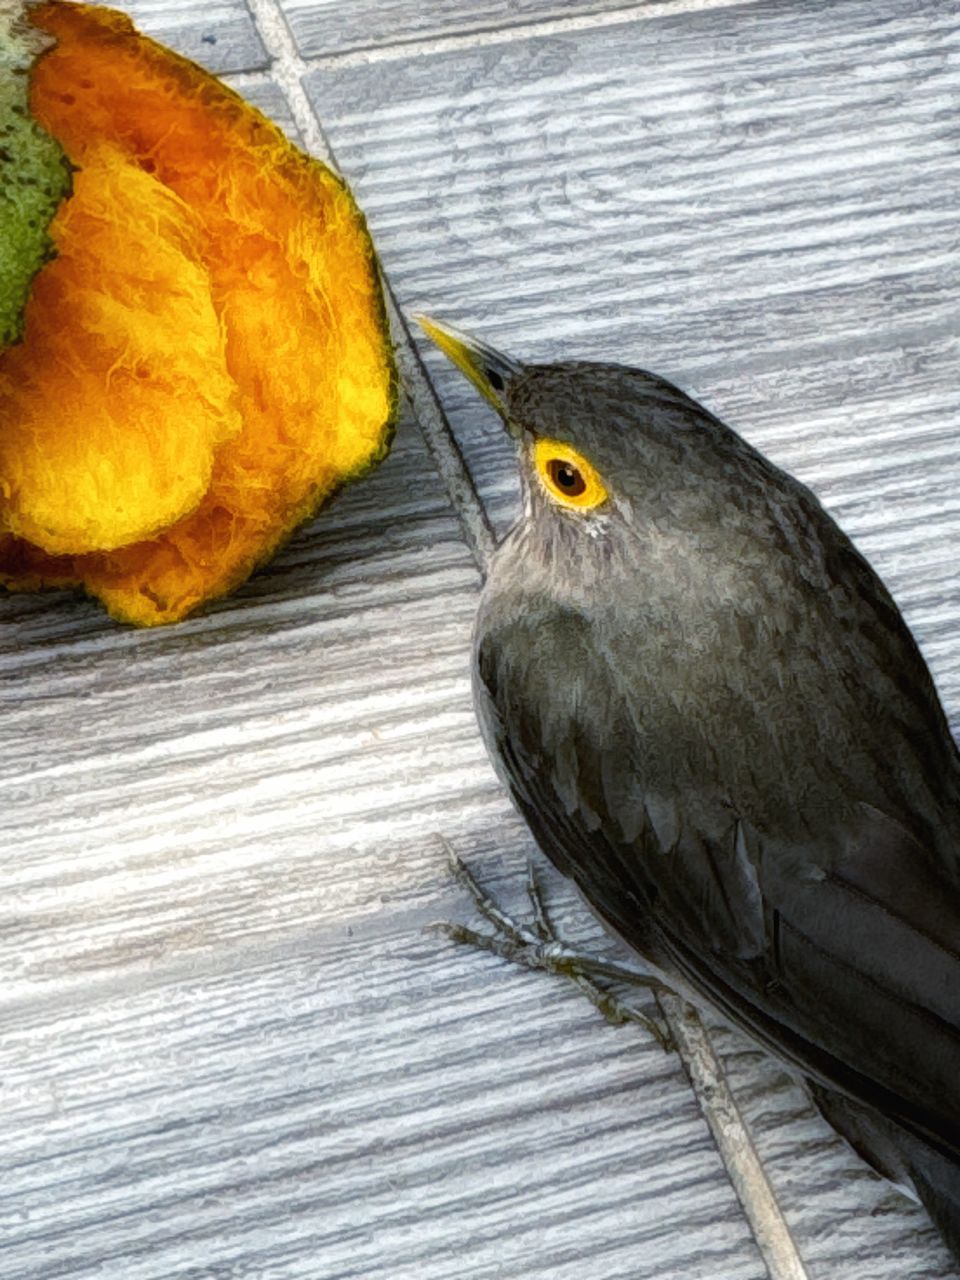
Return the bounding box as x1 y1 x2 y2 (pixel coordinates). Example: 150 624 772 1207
416 316 803 605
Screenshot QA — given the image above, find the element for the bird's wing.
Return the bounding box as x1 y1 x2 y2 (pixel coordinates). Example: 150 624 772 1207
475 622 960 1162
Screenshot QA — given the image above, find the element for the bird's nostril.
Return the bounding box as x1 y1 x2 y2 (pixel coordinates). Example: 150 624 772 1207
487 367 505 392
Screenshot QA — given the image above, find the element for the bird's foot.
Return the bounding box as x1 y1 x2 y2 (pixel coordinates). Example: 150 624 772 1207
432 839 674 1053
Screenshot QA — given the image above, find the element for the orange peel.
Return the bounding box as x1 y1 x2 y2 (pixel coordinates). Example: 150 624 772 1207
0 1 396 624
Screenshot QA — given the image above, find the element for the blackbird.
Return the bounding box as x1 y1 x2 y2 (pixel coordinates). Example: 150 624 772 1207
418 315 960 1261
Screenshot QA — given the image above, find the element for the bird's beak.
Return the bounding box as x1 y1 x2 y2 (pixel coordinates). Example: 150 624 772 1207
414 314 524 420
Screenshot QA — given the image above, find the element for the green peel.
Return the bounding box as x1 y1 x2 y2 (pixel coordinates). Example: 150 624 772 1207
0 0 72 348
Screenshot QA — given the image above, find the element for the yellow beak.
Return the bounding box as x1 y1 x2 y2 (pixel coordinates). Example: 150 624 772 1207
414 314 523 417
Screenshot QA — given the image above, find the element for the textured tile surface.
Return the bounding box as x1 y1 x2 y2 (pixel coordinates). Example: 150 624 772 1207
0 932 762 1280
280 0 680 60
122 0 267 72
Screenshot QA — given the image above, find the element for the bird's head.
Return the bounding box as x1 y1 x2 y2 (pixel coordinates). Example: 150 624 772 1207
416 316 775 597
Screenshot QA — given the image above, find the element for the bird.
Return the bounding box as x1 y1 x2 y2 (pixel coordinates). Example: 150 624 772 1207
417 314 960 1263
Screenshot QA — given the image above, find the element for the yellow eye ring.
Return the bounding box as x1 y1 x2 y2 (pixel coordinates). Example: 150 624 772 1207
532 438 608 511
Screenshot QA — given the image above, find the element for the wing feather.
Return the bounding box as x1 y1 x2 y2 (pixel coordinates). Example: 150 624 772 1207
475 618 960 1162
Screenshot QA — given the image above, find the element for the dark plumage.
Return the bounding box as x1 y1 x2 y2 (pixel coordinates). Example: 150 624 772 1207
419 315 960 1261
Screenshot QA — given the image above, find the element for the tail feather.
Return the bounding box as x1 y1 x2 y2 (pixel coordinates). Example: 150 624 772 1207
809 1080 960 1265
911 1147 960 1264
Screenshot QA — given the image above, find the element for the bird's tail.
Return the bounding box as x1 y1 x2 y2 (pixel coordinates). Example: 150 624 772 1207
810 1080 960 1264
908 1141 960 1263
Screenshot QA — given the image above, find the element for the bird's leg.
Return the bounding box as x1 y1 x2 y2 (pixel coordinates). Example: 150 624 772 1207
434 840 674 1052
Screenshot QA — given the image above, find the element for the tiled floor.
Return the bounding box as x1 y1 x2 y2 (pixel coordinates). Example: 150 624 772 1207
2 2 959 1278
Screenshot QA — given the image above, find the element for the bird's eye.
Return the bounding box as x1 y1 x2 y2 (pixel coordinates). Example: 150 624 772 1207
547 458 586 496
533 438 608 511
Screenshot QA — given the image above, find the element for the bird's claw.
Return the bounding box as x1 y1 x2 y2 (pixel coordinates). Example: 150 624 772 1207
433 839 675 1053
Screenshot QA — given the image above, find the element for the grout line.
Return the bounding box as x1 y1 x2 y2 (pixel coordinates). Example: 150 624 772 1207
296 0 762 71
239 0 496 571
390 297 498 570
238 0 808 1272
662 993 812 1280
240 0 336 165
